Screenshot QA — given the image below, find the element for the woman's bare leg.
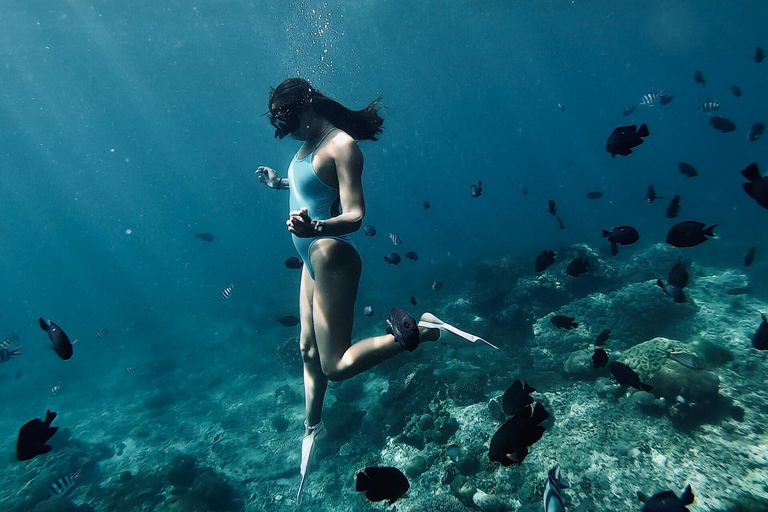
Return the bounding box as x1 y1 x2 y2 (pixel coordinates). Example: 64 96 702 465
310 239 439 382
298 267 327 433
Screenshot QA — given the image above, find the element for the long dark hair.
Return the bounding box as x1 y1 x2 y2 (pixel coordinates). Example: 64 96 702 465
269 78 384 141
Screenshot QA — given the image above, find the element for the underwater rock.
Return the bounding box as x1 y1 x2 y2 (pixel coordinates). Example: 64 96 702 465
273 384 301 408
412 493 467 512
564 348 603 377
651 363 720 403
531 282 697 371
473 489 505 512
404 455 428 479
594 376 623 397
270 415 289 432
167 454 200 488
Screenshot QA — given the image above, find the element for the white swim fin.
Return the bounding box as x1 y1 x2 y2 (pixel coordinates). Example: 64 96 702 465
297 421 325 504
418 313 499 350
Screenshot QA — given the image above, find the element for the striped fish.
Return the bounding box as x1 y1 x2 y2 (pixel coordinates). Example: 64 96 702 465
48 460 89 500
93 331 106 339
640 90 666 106
389 233 403 245
698 101 722 112
221 283 235 300
659 349 704 370
543 464 568 512
0 345 21 363
126 366 136 373
51 385 61 396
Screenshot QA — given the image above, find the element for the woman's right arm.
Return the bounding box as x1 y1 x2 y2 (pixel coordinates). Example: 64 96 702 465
255 166 289 191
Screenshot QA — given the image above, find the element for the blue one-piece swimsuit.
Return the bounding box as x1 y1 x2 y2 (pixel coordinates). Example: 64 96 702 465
288 129 356 279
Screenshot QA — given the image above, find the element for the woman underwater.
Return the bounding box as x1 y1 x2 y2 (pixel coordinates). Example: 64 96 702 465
255 78 489 501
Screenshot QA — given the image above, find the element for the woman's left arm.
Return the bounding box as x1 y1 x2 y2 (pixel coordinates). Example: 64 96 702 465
318 139 366 236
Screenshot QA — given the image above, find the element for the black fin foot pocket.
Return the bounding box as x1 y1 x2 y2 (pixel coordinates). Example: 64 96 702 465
386 308 419 351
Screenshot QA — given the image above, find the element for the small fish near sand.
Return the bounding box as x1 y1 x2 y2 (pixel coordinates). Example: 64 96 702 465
645 185 663 203
678 162 698 178
657 261 689 303
48 459 90 500
16 409 59 461
586 191 603 199
355 467 409 505
740 162 768 210
535 250 557 272
755 46 765 63
694 70 706 87
606 124 650 157
747 122 765 142
0 338 21 363
195 232 214 242
405 251 419 261
609 361 652 392
640 91 666 106
551 315 578 330
623 106 636 116
665 221 717 248
389 233 403 245
595 329 611 346
659 349 704 370
363 225 377 237
566 257 590 277
638 484 695 512
698 100 722 112
548 200 557 216
751 314 768 350
488 402 549 466
221 284 235 300
731 85 742 97
39 318 73 360
423 200 431 210
502 379 535 417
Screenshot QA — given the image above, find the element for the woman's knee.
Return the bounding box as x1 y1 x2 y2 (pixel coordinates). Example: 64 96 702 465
299 335 319 364
320 359 347 382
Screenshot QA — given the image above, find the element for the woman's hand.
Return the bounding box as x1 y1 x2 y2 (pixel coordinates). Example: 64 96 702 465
255 166 282 189
287 208 315 238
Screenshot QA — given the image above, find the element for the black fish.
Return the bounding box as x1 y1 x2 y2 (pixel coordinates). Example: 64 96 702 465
384 252 401 265
502 380 536 417
355 466 409 505
709 116 737 133
678 162 698 178
752 314 768 350
470 180 483 198
423 200 431 210
596 329 611 346
665 221 716 248
694 70 706 87
17 410 59 461
744 247 756 267
565 257 589 277
606 124 650 157
657 261 689 303
410 295 418 306
645 185 662 202
747 122 765 142
731 85 742 97
284 256 303 270
39 319 73 360
586 191 603 199
548 200 557 216
550 315 578 330
195 232 214 242
638 484 694 512
405 252 419 261
741 162 768 209
556 216 565 230
609 361 653 392
488 403 549 466
522 187 528 195
363 225 376 236
659 95 674 105
610 241 619 256
667 195 681 218
277 315 300 327
623 106 635 116
534 250 556 272
592 348 608 368
602 226 639 245
755 46 765 63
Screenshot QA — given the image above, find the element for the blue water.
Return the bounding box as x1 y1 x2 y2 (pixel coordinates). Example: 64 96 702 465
1 1 767 511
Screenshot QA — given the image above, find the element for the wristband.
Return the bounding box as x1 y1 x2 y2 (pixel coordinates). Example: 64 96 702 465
276 179 282 190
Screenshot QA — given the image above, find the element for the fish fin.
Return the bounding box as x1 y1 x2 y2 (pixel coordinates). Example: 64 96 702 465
741 162 761 181
681 484 695 505
45 410 57 425
637 491 648 503
39 318 49 332
637 124 649 137
704 224 717 237
355 471 371 492
656 279 664 288
743 182 756 198
531 402 550 423
523 381 536 394
640 383 653 392
38 445 52 456
601 229 610 238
